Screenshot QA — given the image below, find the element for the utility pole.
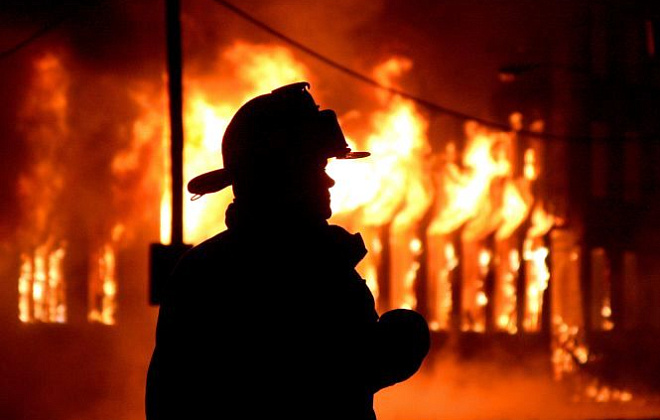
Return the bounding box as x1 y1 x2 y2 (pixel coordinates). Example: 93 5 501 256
149 0 192 305
166 0 184 246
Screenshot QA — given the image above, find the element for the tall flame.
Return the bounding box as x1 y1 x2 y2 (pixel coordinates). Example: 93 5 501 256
17 54 69 323
329 57 432 310
523 203 554 331
18 243 67 323
426 116 538 332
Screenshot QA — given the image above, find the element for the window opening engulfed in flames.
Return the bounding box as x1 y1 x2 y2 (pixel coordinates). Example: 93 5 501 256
16 53 125 326
17 54 70 324
88 244 118 325
419 114 552 335
18 245 67 323
590 248 613 331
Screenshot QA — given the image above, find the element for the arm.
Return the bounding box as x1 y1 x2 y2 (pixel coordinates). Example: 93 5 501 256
367 308 431 392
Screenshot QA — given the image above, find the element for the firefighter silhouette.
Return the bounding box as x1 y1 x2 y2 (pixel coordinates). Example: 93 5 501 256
146 82 430 420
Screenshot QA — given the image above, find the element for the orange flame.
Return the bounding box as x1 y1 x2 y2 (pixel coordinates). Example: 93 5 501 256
88 235 120 325
427 118 535 332
523 203 554 331
426 240 457 331
329 57 432 310
17 53 69 323
19 243 67 323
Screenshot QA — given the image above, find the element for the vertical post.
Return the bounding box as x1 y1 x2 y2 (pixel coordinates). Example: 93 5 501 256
451 230 463 333
377 223 391 312
166 0 184 246
516 239 526 333
149 0 191 306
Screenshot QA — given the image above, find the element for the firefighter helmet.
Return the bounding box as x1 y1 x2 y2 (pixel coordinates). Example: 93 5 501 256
187 82 368 198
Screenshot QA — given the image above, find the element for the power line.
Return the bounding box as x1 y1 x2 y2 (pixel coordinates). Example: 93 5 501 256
0 14 69 60
210 0 606 142
0 0 120 61
212 0 509 130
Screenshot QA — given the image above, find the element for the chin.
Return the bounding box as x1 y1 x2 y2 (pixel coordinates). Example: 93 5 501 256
311 205 331 221
312 198 332 221
322 200 332 220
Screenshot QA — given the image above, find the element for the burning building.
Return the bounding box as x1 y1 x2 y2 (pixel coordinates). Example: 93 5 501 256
1 0 660 419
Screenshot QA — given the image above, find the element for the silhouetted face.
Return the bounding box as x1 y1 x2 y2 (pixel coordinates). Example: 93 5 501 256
232 153 336 225
278 155 336 222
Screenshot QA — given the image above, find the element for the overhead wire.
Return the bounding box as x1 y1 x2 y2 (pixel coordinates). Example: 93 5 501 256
0 14 70 60
210 0 610 142
3 0 656 142
0 0 124 61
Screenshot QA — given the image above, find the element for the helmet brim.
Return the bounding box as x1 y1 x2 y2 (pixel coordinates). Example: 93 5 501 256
337 151 371 159
187 168 233 197
186 149 369 199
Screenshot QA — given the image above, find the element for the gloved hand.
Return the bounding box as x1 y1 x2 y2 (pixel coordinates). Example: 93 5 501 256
371 308 431 391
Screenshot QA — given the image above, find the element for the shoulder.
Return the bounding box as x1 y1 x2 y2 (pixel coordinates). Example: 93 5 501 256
325 224 367 268
184 229 232 259
168 229 235 278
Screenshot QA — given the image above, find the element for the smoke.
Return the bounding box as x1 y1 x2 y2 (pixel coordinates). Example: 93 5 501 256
377 349 565 420
376 340 660 420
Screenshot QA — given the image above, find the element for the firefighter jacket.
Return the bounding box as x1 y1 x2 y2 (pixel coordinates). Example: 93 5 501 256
146 204 429 420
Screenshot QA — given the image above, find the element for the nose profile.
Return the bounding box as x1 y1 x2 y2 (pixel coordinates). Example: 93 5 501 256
324 172 336 188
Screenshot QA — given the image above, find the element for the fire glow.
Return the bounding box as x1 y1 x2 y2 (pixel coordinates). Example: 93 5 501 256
20 42 558 338
149 42 555 335
17 54 69 324
16 40 643 412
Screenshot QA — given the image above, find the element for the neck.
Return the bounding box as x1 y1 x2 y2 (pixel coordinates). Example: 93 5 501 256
225 199 328 233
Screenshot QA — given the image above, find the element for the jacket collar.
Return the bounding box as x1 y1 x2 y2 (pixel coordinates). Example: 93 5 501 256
225 201 367 269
